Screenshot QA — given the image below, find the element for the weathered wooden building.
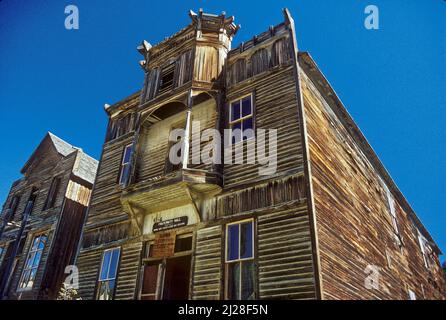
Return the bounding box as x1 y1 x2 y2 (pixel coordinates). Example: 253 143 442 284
0 132 98 299
76 9 446 300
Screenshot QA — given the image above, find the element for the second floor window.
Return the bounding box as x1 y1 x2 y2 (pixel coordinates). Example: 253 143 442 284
18 234 47 291
43 177 61 210
97 247 121 300
229 95 254 144
119 144 133 186
225 220 255 300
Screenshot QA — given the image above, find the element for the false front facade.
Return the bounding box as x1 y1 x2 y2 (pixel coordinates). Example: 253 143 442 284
0 133 98 299
75 9 445 300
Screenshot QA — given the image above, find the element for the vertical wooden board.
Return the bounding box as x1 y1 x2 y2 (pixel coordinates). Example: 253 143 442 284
191 225 223 300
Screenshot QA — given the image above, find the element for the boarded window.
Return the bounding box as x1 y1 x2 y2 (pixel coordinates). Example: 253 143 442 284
229 95 254 144
250 48 269 76
174 50 193 88
43 177 61 210
144 68 160 101
271 38 291 67
106 113 135 142
97 247 121 300
228 59 247 86
158 63 176 95
225 220 255 300
18 234 47 291
119 144 133 186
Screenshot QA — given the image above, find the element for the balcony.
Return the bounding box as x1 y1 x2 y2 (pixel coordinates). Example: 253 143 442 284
121 168 222 216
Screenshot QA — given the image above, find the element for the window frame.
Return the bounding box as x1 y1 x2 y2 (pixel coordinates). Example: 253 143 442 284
7 194 21 221
17 233 48 292
228 93 255 145
224 219 256 300
118 144 133 186
96 247 121 300
417 231 430 269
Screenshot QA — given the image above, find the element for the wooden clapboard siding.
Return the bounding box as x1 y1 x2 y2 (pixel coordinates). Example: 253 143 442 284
258 204 316 300
77 249 102 300
191 226 223 300
114 242 142 300
300 58 446 299
224 66 303 188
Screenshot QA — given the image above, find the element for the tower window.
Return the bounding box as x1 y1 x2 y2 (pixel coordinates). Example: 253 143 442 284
158 63 175 95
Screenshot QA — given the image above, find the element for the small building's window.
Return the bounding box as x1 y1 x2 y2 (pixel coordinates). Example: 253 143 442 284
229 95 254 144
97 247 121 300
408 289 416 300
119 144 133 186
7 195 20 221
43 177 61 210
158 63 175 95
18 234 47 291
225 220 255 300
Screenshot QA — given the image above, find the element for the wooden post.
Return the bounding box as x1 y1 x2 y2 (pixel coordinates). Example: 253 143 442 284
182 91 193 169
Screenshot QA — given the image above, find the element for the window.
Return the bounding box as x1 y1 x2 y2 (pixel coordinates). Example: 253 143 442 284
22 187 38 218
106 113 136 142
97 247 121 300
380 179 400 240
174 234 193 253
229 95 254 144
43 177 61 210
225 220 255 300
158 63 175 94
408 289 416 300
417 231 430 269
18 234 47 291
7 195 20 221
119 144 133 186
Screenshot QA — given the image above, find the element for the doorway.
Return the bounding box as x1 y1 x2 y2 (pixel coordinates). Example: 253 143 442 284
139 233 193 300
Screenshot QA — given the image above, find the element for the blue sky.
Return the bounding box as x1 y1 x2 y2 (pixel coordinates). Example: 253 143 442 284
0 1 444 262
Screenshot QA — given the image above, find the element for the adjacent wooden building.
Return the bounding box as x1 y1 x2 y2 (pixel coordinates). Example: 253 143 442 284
75 9 446 300
0 132 98 299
